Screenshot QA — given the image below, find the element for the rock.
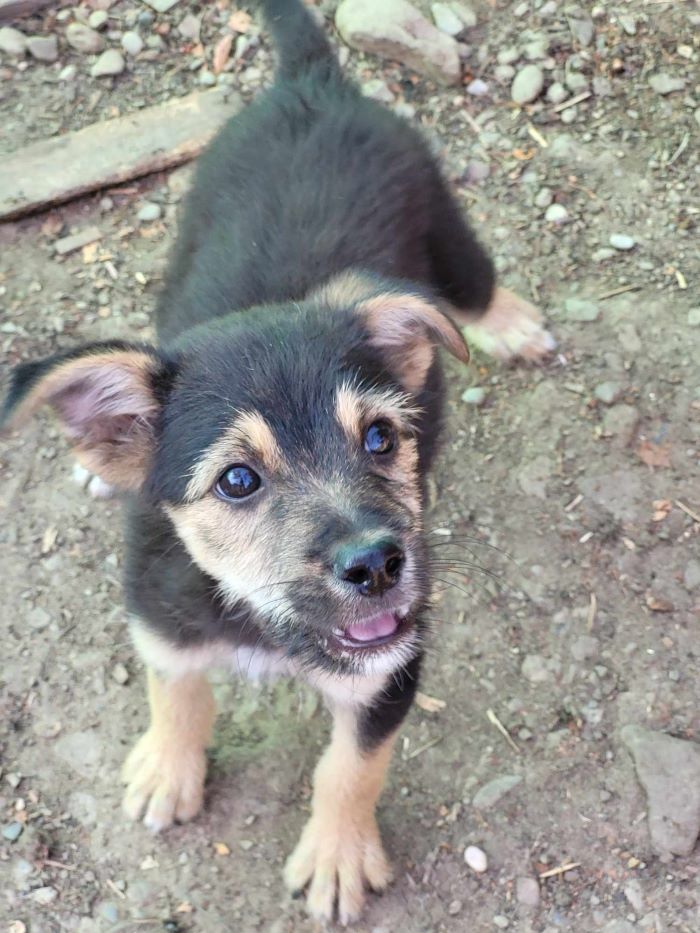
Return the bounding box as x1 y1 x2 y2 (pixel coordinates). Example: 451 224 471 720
2 821 23 842
451 2 477 28
465 160 490 183
32 886 58 905
648 73 685 95
28 606 51 630
361 78 395 103
494 64 515 81
137 202 162 223
544 203 569 225
594 382 621 405
522 653 553 683
601 405 640 448
565 71 588 94
571 635 600 662
199 69 217 86
66 23 106 54
609 233 636 251
59 63 77 80
591 247 615 262
517 455 551 499
141 0 181 12
621 725 700 857
522 37 548 60
534 187 553 208
121 31 144 56
111 662 130 684
88 10 108 30
27 35 58 62
335 0 461 86
178 13 201 41
464 844 488 872
466 77 488 96
511 64 544 104
493 915 510 929
619 15 637 35
472 774 522 809
497 46 518 65
564 297 599 322
461 386 486 406
69 791 98 827
431 2 464 36
448 899 463 915
592 75 612 97
569 15 594 46
683 560 700 590
0 26 28 56
624 879 644 913
54 730 103 779
516 876 540 907
688 308 700 327
91 49 125 77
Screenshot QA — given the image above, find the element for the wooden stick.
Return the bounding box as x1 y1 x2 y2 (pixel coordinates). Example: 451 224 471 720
539 861 581 879
1 87 241 221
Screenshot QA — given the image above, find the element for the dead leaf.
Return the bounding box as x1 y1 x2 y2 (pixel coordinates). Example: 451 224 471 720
213 841 230 856
512 147 536 161
646 593 674 613
228 9 251 32
213 34 233 74
82 242 99 264
415 691 446 713
637 440 671 468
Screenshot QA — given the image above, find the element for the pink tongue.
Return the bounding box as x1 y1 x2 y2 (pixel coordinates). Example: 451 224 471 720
345 613 398 643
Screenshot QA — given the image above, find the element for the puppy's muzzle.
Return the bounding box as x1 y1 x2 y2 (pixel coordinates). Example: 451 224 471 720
334 536 405 597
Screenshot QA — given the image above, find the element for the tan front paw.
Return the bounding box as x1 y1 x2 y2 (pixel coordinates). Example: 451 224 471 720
284 815 393 926
122 730 206 832
463 286 556 362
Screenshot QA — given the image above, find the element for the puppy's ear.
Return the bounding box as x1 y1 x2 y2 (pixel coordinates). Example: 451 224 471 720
1 342 174 491
357 291 470 393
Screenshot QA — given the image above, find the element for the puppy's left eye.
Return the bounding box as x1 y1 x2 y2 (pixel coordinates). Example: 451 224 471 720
215 465 261 500
364 420 396 455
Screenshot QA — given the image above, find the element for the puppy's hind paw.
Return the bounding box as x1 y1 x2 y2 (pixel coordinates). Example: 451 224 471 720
461 287 556 363
72 462 117 499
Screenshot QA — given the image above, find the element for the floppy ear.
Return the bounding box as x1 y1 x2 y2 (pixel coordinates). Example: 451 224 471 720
1 342 173 491
357 290 470 393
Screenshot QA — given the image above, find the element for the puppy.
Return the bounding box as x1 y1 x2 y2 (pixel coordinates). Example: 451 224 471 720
2 0 551 924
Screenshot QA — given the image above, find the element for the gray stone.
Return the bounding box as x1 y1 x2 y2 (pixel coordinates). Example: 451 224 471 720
516 876 540 907
0 26 28 56
534 187 553 208
592 75 612 97
91 49 125 77
69 791 98 827
494 64 515 81
497 46 518 65
431 3 463 36
111 661 130 684
493 917 510 930
564 298 599 322
621 725 700 857
594 382 622 405
571 635 600 662
28 606 51 630
141 0 181 12
2 821 23 842
544 203 569 225
88 10 108 30
624 879 644 913
59 63 77 80
565 71 588 94
336 0 461 86
121 31 144 56
137 202 162 222
619 15 637 36
511 64 544 104
466 77 488 96
199 69 216 87
66 23 105 54
522 653 552 683
361 78 395 102
686 308 700 327
472 774 522 809
602 405 639 448
546 81 568 104
32 886 58 905
465 160 490 183
684 560 700 591
178 13 201 41
592 247 615 262
648 73 685 95
54 730 103 779
461 386 486 406
569 16 594 46
609 233 636 251
27 35 58 62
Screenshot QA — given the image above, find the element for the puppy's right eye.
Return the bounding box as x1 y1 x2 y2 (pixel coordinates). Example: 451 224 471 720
215 465 261 500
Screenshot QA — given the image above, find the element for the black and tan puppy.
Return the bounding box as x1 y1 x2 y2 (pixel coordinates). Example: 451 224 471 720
2 0 552 924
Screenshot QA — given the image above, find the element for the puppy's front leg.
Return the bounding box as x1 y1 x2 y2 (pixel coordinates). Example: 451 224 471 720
122 668 215 832
286 659 419 926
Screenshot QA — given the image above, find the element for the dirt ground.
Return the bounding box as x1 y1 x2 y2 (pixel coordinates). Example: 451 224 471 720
1 1 699 931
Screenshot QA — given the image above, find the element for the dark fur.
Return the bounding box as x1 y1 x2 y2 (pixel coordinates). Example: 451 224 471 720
3 0 497 749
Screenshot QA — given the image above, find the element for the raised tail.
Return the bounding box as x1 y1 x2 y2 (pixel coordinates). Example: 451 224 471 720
258 0 341 81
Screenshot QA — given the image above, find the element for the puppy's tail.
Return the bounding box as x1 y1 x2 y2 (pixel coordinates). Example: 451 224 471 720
258 0 340 81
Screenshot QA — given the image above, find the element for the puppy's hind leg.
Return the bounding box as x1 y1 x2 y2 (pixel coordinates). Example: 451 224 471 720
427 180 555 362
122 666 215 832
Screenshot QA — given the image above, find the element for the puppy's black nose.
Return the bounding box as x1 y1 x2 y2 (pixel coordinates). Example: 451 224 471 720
336 539 405 596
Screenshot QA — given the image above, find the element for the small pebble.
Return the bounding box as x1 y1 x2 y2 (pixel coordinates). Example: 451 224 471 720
0 26 28 56
448 899 463 915
464 845 488 872
432 2 465 36
32 886 58 906
26 35 58 61
66 22 105 53
534 187 553 208
594 383 621 406
91 49 125 77
547 81 568 104
137 202 162 223
88 10 108 30
687 308 700 327
2 821 24 842
111 662 129 685
466 78 489 96
545 204 569 225
564 297 599 322
461 386 487 406
609 234 636 251
361 78 394 103
59 63 77 80
493 917 510 930
592 248 615 262
121 31 144 56
511 64 544 104
648 72 685 95
199 69 217 87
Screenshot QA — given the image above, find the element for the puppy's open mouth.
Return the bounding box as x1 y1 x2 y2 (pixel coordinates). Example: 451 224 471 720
331 611 410 651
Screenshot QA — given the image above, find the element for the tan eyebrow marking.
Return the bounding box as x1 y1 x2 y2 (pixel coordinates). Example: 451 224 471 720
185 409 284 501
334 381 422 443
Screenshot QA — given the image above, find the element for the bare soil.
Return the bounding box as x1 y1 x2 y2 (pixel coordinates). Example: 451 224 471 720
1 2 699 932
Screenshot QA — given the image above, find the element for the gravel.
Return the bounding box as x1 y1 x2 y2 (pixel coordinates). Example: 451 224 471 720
511 64 544 104
564 297 599 322
461 386 487 405
431 2 464 36
516 876 540 907
648 73 685 95
121 31 144 56
544 203 569 224
609 234 636 251
464 844 488 872
137 202 162 222
91 49 125 77
66 22 106 54
0 26 27 56
26 35 58 62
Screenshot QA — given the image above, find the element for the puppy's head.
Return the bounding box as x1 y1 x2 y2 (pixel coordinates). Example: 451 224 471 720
3 274 468 676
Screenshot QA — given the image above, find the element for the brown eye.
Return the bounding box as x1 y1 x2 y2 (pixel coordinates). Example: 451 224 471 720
364 420 395 455
215 465 261 500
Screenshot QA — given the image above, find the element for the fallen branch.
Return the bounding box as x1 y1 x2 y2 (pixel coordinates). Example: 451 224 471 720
1 87 241 221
